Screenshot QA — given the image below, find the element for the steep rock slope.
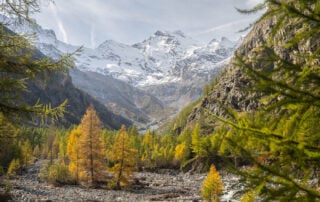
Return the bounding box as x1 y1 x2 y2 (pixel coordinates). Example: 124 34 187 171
23 69 131 129
185 18 277 131
70 70 173 126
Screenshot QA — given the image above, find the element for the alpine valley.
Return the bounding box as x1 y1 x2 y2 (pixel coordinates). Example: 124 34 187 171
8 17 238 129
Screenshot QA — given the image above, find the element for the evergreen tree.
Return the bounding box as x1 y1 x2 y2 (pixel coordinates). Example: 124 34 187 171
78 105 105 187
0 0 75 175
0 113 20 170
108 125 137 190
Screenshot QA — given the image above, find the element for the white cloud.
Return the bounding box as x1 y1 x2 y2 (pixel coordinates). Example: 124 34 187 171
49 3 68 43
90 24 95 49
33 0 263 47
193 19 254 35
246 0 264 7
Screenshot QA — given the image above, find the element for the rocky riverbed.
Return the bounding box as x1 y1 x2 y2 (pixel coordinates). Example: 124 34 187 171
2 160 241 201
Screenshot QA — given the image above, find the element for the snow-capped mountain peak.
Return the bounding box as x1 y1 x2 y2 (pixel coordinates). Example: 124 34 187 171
6 18 238 87
4 17 240 125
220 37 235 48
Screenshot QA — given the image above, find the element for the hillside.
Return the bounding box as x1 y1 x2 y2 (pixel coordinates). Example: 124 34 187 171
23 68 132 129
182 15 314 132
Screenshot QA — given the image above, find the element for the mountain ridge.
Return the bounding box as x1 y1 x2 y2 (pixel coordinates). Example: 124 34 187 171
6 16 239 128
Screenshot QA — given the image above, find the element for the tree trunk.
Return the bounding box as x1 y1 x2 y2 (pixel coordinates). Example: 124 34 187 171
89 114 94 186
116 134 125 190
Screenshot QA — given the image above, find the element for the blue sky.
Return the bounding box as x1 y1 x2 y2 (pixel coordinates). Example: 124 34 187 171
33 0 263 48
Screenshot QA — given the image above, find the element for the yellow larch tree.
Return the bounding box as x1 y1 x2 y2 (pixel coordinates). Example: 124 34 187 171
108 125 137 190
174 142 188 162
141 130 155 167
67 127 81 183
21 140 34 167
201 164 223 202
78 105 106 187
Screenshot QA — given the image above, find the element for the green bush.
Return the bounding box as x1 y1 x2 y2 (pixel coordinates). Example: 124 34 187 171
38 162 50 182
4 178 12 194
39 161 72 185
0 166 5 176
7 159 21 176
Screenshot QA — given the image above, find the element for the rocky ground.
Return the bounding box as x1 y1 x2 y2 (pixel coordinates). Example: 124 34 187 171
1 160 241 201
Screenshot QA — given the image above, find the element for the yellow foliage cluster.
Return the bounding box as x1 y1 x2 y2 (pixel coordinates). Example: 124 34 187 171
67 128 81 182
201 164 223 202
241 191 255 202
174 143 188 161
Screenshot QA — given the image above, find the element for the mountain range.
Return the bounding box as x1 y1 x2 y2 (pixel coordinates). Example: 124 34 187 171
6 16 238 128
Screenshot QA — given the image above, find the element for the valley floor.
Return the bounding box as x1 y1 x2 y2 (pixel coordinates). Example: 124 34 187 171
3 160 240 201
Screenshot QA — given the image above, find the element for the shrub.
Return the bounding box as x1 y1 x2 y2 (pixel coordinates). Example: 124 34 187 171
39 161 72 185
7 159 21 176
0 166 5 176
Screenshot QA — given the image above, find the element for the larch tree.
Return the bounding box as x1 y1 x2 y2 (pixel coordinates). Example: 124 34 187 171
174 142 188 162
78 105 106 187
201 164 223 202
108 125 137 190
0 0 75 174
191 124 201 157
7 158 21 176
141 130 155 167
0 113 20 169
191 124 208 158
211 0 320 200
46 125 58 164
0 0 74 126
32 145 40 159
21 140 33 167
66 127 81 183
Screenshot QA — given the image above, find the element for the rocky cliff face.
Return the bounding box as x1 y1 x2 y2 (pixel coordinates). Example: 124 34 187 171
185 18 279 131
